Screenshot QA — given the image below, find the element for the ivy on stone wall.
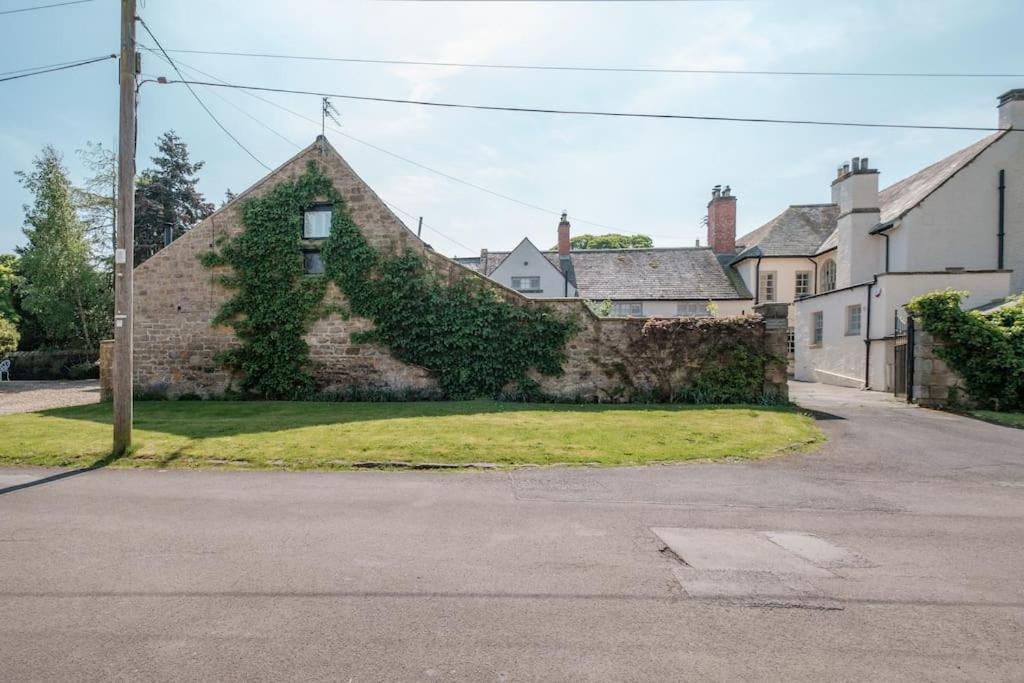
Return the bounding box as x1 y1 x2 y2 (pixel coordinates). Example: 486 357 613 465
204 162 577 399
907 289 1024 410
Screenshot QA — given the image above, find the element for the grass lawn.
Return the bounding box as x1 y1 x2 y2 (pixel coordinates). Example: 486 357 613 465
970 410 1024 429
0 401 823 470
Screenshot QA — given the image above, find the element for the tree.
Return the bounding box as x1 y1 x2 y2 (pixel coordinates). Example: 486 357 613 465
15 146 112 349
0 316 18 354
134 131 214 264
0 254 18 323
75 141 117 263
551 233 654 250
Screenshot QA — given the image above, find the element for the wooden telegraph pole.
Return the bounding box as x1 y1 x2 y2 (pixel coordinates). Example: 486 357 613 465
113 0 137 456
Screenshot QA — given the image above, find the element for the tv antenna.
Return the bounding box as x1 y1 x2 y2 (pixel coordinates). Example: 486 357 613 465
321 97 342 136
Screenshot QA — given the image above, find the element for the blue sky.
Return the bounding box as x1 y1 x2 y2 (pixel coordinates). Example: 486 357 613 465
0 0 1021 256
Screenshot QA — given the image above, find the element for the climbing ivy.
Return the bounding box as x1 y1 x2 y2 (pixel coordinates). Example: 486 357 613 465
907 289 1024 410
204 162 577 399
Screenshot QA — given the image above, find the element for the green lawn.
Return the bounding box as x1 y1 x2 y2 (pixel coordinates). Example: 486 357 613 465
0 401 823 470
970 410 1024 429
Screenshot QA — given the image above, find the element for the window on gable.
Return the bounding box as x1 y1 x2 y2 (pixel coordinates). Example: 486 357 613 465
303 250 324 275
811 311 824 346
845 304 862 336
759 271 777 302
612 301 644 317
795 271 812 298
511 276 542 292
821 259 837 293
303 205 331 239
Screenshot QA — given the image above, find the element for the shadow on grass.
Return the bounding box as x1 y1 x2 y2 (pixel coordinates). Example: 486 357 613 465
30 400 795 441
0 449 125 497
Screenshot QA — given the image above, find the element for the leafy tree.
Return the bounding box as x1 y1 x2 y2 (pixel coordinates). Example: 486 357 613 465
0 315 18 354
134 131 213 264
0 254 18 323
75 141 117 263
15 146 112 349
552 233 654 250
222 188 236 207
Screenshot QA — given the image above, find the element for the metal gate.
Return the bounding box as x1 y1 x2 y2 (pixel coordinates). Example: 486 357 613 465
893 342 908 396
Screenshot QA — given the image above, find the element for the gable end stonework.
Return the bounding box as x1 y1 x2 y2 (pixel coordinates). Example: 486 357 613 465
133 138 788 402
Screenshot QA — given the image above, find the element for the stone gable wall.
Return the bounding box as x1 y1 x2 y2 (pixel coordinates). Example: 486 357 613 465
130 139 788 401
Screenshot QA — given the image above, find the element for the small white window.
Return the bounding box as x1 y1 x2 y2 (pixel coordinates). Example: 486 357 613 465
795 271 812 298
759 271 777 302
511 276 542 292
821 259 837 293
303 205 332 239
303 251 324 275
676 302 710 317
812 311 824 346
612 301 644 317
787 327 795 356
846 304 862 336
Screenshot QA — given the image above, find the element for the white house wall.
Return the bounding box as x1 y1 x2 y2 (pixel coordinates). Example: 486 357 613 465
607 299 752 318
886 133 1024 292
794 286 868 387
488 240 575 298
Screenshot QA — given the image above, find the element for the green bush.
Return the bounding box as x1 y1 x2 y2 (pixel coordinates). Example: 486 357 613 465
0 315 18 355
907 290 1024 410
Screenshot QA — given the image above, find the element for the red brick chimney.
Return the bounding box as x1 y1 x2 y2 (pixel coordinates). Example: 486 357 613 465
557 211 571 256
706 185 737 254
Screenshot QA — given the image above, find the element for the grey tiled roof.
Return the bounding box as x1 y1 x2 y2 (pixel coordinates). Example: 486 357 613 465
734 204 839 261
460 247 751 299
570 248 750 300
877 131 1007 224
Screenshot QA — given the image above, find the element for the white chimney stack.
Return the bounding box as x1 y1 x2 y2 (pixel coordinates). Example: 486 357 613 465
998 89 1024 130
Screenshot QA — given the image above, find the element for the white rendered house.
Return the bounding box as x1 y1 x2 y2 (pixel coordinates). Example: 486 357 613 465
789 89 1023 390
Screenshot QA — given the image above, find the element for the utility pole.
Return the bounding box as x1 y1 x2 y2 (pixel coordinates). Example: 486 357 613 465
417 216 423 238
113 0 137 456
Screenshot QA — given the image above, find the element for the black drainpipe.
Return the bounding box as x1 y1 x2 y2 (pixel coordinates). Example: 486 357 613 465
806 257 818 294
884 234 890 273
863 277 877 390
754 257 762 304
998 169 1006 269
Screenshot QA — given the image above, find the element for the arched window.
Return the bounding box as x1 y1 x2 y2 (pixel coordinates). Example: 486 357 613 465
820 259 837 293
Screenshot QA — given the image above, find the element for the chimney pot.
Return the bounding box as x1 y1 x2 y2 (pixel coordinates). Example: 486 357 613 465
706 185 737 254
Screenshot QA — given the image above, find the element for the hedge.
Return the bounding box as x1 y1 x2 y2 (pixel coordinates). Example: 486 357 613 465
1 349 99 381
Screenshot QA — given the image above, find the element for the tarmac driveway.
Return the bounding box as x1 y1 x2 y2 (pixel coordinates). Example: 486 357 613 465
1 381 1022 680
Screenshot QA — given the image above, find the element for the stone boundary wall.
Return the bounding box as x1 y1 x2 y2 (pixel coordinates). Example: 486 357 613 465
128 138 788 403
911 329 972 408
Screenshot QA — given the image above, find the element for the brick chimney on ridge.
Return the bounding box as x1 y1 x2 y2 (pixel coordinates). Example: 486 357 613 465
557 212 571 256
706 185 737 254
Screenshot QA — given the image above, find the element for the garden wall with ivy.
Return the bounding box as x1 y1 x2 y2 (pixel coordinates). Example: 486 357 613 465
128 139 788 403
907 290 1024 410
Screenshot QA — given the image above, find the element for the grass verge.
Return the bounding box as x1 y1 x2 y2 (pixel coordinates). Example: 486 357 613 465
0 400 823 470
969 410 1024 429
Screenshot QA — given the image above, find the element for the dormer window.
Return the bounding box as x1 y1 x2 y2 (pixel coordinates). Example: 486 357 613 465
303 204 332 239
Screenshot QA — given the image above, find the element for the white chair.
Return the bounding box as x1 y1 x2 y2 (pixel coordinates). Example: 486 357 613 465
0 359 9 381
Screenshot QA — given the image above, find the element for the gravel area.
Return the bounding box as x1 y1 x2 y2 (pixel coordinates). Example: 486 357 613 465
0 380 101 415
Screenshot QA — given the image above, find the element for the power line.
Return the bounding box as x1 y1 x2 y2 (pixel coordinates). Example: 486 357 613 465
0 54 115 83
0 54 114 77
143 50 637 235
159 77 1017 134
137 17 271 170
159 47 1024 80
142 47 479 252
0 0 93 15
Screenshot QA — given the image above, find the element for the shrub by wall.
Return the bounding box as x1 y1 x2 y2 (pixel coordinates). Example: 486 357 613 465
907 290 1024 410
2 349 99 380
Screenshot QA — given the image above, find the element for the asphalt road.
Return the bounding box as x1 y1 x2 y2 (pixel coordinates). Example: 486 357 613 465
1 383 1023 681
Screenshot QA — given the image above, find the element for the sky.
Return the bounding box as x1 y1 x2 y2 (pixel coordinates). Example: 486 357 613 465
0 0 1021 257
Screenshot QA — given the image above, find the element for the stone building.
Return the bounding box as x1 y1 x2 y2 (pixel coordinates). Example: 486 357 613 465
129 137 788 402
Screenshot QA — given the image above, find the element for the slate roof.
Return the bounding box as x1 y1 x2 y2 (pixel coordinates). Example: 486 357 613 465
733 204 839 261
465 247 752 300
